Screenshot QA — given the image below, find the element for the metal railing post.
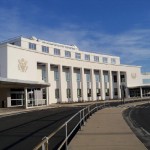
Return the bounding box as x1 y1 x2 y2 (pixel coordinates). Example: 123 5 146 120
65 123 68 150
42 137 48 150
83 109 85 126
80 111 82 129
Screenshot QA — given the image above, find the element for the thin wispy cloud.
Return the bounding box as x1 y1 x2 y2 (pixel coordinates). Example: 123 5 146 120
0 6 150 72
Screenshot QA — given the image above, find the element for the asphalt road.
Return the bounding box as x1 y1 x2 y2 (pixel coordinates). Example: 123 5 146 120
123 103 150 150
0 106 85 150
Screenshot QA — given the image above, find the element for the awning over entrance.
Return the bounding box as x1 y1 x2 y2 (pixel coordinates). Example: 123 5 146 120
0 77 50 108
128 85 150 89
0 77 50 88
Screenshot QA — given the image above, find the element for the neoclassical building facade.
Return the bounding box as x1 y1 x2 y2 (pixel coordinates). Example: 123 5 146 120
0 36 149 108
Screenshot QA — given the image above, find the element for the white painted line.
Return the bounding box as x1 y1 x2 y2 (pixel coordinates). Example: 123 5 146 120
140 127 150 136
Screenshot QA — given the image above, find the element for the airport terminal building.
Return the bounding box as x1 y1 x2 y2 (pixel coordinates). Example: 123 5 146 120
0 36 150 108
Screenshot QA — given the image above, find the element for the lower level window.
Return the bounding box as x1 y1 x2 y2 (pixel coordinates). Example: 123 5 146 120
87 89 91 97
114 88 118 96
96 88 101 96
66 88 71 98
55 89 59 99
105 89 109 96
77 89 82 98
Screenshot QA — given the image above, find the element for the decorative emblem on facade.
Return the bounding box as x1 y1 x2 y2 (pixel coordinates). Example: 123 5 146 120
18 58 28 72
131 73 136 79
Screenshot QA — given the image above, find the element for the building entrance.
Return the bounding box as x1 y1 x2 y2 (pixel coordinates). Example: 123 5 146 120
10 89 24 107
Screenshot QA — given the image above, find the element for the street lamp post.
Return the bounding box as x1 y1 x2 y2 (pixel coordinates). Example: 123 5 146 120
120 84 126 104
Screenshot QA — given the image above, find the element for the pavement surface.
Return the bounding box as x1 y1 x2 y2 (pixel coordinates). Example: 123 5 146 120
0 99 149 150
69 102 148 150
0 106 83 150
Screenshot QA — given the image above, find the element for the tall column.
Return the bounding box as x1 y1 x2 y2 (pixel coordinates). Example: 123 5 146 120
58 65 65 102
100 70 105 100
81 68 87 101
109 71 113 99
46 87 49 106
70 66 76 102
140 87 143 98
117 71 121 99
91 69 96 101
46 63 50 105
24 87 28 109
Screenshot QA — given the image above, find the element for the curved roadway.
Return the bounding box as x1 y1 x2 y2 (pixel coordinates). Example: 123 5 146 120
123 103 150 149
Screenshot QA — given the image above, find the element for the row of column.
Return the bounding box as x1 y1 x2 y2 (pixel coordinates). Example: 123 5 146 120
56 65 122 102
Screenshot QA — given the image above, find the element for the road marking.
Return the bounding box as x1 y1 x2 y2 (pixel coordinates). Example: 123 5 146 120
140 127 150 136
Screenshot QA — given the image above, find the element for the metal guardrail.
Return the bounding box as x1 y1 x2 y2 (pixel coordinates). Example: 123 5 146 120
33 102 105 150
33 98 150 150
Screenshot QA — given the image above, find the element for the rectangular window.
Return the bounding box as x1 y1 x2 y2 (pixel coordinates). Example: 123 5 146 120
95 74 100 82
29 42 36 50
75 53 81 59
143 79 150 84
42 66 46 81
111 58 116 64
87 89 91 97
105 89 109 96
66 88 71 98
96 88 101 96
66 72 70 81
77 88 82 98
42 46 49 53
54 70 59 81
86 74 91 82
103 57 108 63
121 75 125 82
114 88 118 96
65 51 71 58
104 74 109 82
55 89 59 99
54 48 60 56
76 73 81 81
94 56 99 62
85 54 90 61
113 75 117 82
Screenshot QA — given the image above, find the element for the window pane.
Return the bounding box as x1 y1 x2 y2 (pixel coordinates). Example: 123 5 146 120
66 88 71 98
85 54 90 61
54 71 59 80
104 75 109 82
111 58 116 64
94 56 99 62
66 72 70 81
29 43 36 50
75 53 81 59
77 73 81 81
42 46 49 53
65 51 71 58
55 89 59 98
103 57 108 63
54 48 60 55
86 74 91 82
95 74 100 82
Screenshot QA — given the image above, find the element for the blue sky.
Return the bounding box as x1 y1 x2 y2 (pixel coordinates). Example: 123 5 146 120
0 0 150 72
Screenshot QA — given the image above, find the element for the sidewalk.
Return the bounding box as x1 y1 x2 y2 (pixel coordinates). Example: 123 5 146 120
0 101 103 117
0 98 149 117
69 107 147 150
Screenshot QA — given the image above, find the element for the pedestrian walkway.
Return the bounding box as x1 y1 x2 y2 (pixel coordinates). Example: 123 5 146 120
69 107 147 150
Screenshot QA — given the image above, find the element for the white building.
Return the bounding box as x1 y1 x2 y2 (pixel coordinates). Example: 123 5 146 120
0 36 149 108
